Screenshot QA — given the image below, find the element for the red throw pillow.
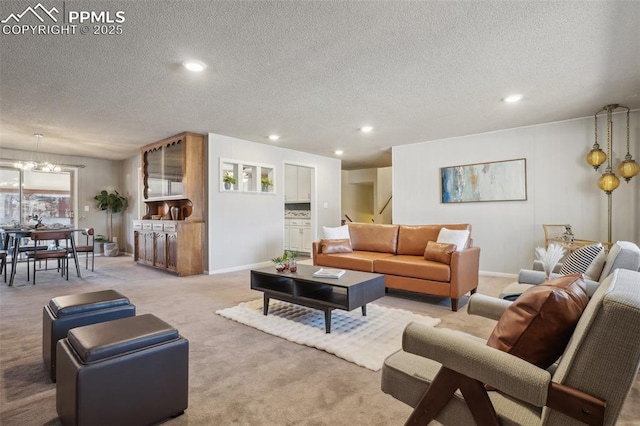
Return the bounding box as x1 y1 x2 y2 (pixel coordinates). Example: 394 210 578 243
486 273 589 369
423 241 457 264
320 239 353 254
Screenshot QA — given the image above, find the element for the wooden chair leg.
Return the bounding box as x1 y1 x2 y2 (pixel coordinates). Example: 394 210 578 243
405 367 461 425
405 367 499 426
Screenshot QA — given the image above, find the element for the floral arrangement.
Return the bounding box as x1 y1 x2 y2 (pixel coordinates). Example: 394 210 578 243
535 243 566 279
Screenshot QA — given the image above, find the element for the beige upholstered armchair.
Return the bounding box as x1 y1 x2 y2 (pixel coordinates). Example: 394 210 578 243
381 269 640 425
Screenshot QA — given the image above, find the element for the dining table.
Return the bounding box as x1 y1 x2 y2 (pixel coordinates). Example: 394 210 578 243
1 226 81 286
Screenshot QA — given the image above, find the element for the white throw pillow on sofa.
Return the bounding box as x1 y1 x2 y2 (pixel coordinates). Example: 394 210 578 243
322 225 350 241
437 228 469 252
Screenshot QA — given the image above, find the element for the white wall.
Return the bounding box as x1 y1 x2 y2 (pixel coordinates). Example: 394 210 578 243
393 112 640 275
207 133 342 273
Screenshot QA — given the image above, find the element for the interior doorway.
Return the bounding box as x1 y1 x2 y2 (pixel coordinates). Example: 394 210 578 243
283 164 315 255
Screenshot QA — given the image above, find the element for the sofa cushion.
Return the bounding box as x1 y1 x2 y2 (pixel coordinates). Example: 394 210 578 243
424 241 457 265
315 251 395 272
437 228 470 252
486 273 589 369
348 223 399 253
375 255 451 282
319 239 353 254
322 225 350 241
397 224 470 255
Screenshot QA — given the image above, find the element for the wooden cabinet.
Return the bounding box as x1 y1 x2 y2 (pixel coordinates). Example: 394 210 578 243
285 219 312 254
166 232 178 272
284 165 311 202
135 132 206 276
133 221 203 276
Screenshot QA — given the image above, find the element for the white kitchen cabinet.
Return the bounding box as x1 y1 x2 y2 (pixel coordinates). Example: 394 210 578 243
284 165 311 202
297 166 311 202
301 225 312 253
285 219 311 253
284 165 298 201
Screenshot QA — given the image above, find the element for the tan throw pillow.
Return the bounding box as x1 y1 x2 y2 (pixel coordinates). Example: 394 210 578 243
486 273 589 369
320 239 353 254
423 241 457 264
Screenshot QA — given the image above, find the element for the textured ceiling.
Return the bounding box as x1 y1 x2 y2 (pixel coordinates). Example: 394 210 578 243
1 0 639 170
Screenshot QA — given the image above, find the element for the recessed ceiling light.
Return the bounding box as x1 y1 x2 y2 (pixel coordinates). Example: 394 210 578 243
360 126 374 133
268 134 280 141
182 60 206 72
334 150 344 155
503 94 523 103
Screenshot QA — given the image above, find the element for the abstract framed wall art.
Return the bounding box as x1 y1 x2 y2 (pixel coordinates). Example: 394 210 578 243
441 158 527 203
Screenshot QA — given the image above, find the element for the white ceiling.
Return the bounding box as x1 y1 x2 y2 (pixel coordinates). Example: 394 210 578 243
1 1 639 170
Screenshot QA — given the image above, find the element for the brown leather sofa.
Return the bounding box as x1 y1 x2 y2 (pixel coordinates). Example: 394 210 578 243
312 223 480 311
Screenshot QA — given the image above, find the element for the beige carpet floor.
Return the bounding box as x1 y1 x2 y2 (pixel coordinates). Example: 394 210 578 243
1 256 638 425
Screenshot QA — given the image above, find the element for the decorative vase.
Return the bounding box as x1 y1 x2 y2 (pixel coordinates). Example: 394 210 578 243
275 262 285 272
224 182 231 190
170 206 179 221
289 257 297 273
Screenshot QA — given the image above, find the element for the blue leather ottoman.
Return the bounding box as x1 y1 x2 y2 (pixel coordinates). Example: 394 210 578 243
43 289 136 382
56 314 189 426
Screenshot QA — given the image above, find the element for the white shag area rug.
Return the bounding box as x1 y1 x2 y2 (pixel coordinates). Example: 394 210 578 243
216 299 440 371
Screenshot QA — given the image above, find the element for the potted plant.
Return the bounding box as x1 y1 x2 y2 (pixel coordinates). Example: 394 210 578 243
94 234 109 255
271 255 286 272
223 172 236 190
286 250 298 272
261 177 273 192
94 190 127 256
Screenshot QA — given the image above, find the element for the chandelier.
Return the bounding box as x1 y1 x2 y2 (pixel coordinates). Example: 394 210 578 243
13 133 62 172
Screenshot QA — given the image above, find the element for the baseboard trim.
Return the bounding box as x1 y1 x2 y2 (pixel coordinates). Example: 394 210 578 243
208 261 272 275
480 270 518 279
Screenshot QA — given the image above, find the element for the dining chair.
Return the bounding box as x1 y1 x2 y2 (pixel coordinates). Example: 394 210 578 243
0 250 7 283
27 230 71 284
69 228 95 271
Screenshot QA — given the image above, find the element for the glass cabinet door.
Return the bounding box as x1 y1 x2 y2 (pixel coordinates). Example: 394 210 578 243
143 140 184 199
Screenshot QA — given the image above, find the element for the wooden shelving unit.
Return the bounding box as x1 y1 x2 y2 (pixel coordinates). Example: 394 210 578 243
133 132 206 276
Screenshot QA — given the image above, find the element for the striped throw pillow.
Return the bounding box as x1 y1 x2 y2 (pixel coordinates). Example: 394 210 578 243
559 244 603 277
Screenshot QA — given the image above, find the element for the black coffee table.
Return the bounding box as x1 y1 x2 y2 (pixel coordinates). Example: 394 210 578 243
250 264 385 333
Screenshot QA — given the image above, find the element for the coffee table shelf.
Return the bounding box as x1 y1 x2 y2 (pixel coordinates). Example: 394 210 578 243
250 264 385 333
